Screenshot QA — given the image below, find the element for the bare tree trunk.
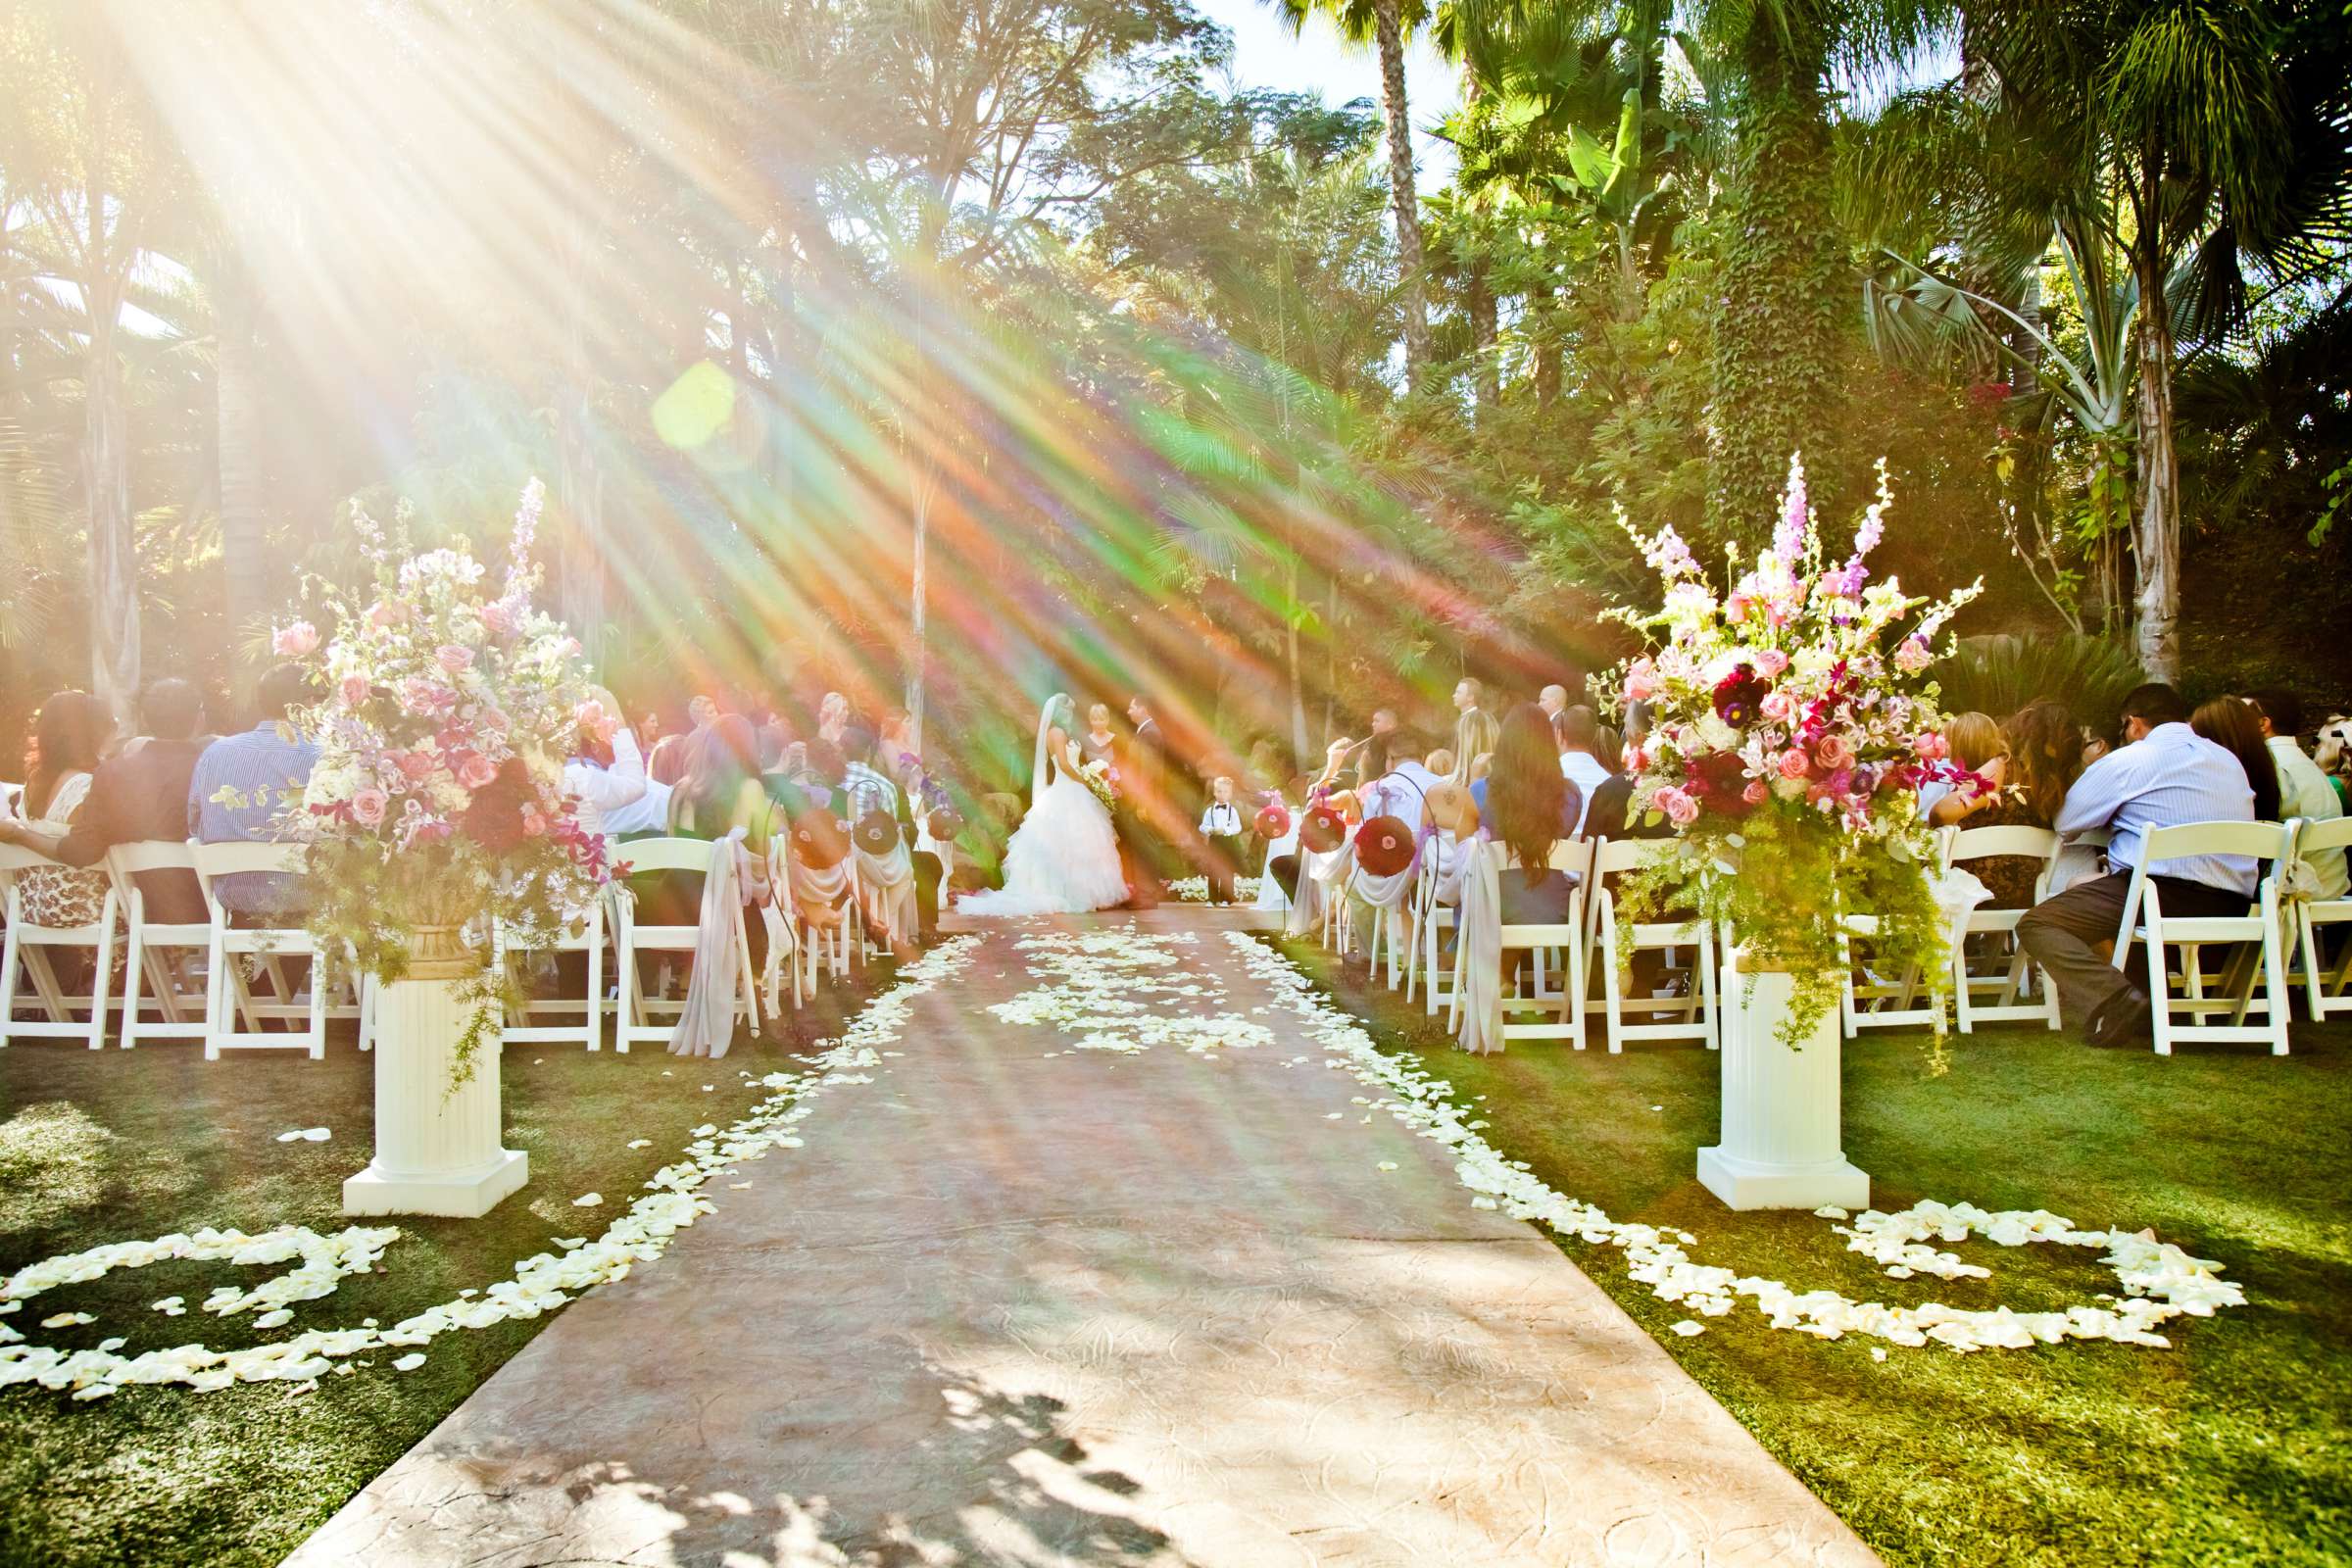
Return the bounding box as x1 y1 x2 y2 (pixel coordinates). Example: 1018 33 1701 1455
1285 555 1307 763
84 324 138 718
215 262 269 669
1529 280 1560 408
2131 259 2180 681
1371 0 1429 387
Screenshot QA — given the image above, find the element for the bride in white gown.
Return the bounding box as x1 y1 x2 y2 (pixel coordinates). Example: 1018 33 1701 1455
958 693 1130 916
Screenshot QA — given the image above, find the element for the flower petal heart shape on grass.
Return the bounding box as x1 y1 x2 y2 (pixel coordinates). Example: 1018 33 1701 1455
0 938 980 1400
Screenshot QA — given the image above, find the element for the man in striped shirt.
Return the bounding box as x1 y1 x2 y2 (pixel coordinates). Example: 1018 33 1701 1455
2019 683 2256 1047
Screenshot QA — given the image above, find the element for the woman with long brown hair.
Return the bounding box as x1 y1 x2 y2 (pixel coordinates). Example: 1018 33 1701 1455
10 692 114 928
2191 697 2282 822
1473 703 1583 925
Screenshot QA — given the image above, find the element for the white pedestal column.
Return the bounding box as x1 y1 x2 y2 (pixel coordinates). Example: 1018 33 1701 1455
1696 949 1869 1211
343 929 527 1219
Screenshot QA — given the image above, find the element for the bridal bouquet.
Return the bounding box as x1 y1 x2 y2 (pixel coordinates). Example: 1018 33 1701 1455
1597 456 1983 1044
275 480 618 1074
1078 758 1120 814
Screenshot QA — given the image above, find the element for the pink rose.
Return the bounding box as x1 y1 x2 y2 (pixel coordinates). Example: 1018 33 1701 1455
519 809 548 838
367 600 411 629
351 788 390 828
1814 734 1856 772
1894 635 1933 674
1654 785 1700 828
480 600 518 638
1742 779 1769 806
456 752 499 790
1624 659 1659 703
400 676 455 714
1753 648 1790 678
477 707 512 734
436 644 474 674
1760 689 1796 723
270 620 319 658
570 700 610 741
339 674 369 709
394 751 436 782
1778 748 1811 781
1913 732 1950 761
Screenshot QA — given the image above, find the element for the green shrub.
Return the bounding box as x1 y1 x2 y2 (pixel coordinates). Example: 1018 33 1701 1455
1936 633 2145 734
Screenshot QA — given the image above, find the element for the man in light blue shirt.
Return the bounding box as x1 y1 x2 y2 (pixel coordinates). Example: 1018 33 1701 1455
2019 683 2256 1046
187 664 319 916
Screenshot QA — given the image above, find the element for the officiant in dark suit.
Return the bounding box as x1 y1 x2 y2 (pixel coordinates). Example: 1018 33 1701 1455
1119 694 1195 906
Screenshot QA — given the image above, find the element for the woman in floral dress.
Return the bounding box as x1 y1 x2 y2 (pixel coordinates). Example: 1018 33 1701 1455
12 692 115 928
1935 703 2082 908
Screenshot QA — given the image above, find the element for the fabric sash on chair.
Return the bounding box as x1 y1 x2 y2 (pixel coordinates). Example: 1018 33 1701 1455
1451 844 1505 1055
667 832 746 1059
792 854 852 930
1287 841 1353 939
855 840 917 947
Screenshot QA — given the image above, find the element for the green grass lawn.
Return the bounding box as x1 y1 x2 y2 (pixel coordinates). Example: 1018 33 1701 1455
1284 940 2352 1568
0 972 882 1568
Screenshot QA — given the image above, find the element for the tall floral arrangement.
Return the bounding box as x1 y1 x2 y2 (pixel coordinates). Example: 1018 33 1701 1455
1598 456 1983 1043
275 481 617 1072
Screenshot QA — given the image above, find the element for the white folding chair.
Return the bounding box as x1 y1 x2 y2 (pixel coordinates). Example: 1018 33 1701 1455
108 841 212 1049
612 837 759 1052
1451 839 1590 1046
1588 837 1718 1053
2287 816 2352 1021
0 844 119 1050
1839 894 1945 1036
495 897 608 1051
1939 825 2063 1032
2112 820 2294 1055
762 839 809 1017
190 842 325 1059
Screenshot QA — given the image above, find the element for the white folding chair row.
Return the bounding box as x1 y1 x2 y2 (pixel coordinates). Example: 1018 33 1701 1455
1405 841 1457 1015
763 838 812 1017
109 841 213 1048
494 897 608 1051
612 837 760 1052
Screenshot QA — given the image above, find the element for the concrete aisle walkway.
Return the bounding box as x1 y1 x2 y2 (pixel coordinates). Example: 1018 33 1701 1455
287 911 1877 1568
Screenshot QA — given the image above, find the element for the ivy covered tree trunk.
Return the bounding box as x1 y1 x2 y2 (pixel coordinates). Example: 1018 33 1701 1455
1468 265 1499 415
1370 0 1429 386
1707 9 1843 535
2131 248 2180 681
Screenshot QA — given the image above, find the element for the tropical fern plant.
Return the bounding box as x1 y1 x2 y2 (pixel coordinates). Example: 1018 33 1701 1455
1936 631 2145 733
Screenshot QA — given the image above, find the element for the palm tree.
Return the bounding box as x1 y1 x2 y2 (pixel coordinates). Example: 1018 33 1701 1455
1966 0 2350 677
1267 0 1436 387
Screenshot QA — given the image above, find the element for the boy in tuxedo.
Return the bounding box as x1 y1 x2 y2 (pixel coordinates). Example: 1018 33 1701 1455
1198 775 1246 905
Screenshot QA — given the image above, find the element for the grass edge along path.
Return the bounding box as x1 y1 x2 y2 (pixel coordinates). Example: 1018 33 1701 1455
0 954 917 1568
1266 935 2352 1568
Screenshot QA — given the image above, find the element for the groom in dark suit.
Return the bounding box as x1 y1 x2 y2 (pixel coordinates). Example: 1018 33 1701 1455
1120 694 1197 906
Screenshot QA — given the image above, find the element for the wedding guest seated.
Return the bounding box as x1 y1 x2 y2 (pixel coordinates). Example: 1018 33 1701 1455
1484 705 1580 951
561 685 647 840
647 731 689 786
842 723 942 942
1927 711 2005 826
2 691 116 932
0 678 209 923
2246 687 2348 897
1471 707 1584 906
2190 698 2281 822
2018 682 2258 1046
1267 737 1356 900
188 663 318 917
1936 701 2082 906
1422 748 1455 782
1582 721 1669 844
1554 706 1612 834
1359 729 1442 833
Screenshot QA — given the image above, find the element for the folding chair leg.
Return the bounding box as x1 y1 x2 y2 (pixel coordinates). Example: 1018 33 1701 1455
86 907 117 1050
2145 925 2173 1056
121 921 148 1047
0 918 19 1050
203 927 225 1061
